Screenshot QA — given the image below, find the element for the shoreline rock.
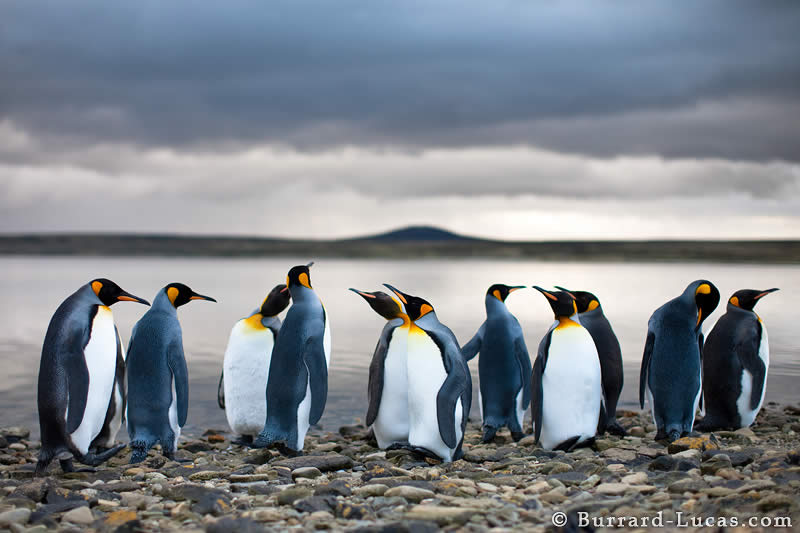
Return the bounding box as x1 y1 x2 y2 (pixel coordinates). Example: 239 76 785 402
1 404 799 531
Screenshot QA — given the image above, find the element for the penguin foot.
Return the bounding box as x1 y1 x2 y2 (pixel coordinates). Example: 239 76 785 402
273 442 303 457
409 446 443 462
664 430 681 443
386 442 411 451
35 450 56 476
129 445 150 464
232 435 254 447
481 426 498 443
80 443 126 467
510 431 526 442
59 459 76 473
605 421 627 437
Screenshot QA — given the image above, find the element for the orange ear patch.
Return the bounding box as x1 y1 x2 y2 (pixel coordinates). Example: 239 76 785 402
298 272 311 289
419 303 433 317
492 289 503 301
91 281 103 296
730 296 740 307
696 284 711 295
167 287 179 304
587 300 599 311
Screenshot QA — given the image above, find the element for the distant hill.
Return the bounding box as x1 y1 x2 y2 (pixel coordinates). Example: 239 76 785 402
350 225 477 242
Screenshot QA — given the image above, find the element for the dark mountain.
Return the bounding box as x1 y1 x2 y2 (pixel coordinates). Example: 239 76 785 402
351 225 477 242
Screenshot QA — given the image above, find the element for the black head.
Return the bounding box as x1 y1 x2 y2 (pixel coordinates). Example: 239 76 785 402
729 288 778 311
689 280 720 328
287 262 314 290
487 284 525 303
349 289 404 320
164 282 217 308
383 284 434 322
90 278 150 307
260 284 291 317
554 286 601 313
533 286 577 318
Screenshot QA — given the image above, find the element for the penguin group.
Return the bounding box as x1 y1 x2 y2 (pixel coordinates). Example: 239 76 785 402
36 265 778 474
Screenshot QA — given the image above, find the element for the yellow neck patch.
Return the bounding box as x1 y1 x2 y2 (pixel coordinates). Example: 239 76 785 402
167 287 179 305
91 281 103 296
298 272 311 289
243 313 266 330
586 300 599 311
556 317 580 329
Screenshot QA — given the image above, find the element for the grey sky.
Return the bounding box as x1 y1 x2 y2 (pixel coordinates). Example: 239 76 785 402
1 1 799 239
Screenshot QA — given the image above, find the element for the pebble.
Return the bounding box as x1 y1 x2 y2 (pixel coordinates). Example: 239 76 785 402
61 506 94 525
292 466 323 480
384 485 435 503
0 508 31 527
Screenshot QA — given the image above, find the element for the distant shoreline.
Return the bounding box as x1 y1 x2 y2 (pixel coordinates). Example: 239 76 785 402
0 232 798 263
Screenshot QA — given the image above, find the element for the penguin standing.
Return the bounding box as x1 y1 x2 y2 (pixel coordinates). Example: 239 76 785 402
255 263 331 453
462 284 531 442
36 279 149 474
384 284 470 463
126 283 216 463
639 280 720 442
696 288 778 430
219 284 290 443
530 287 603 451
350 289 410 449
90 325 127 452
555 286 625 436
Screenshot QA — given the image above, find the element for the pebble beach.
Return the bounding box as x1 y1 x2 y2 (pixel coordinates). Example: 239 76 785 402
1 404 799 532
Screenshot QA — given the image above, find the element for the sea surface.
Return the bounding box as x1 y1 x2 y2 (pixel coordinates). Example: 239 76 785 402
1 256 797 439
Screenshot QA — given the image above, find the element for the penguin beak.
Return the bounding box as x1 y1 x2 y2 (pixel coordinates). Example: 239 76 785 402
755 288 779 299
554 285 569 292
116 291 150 306
382 284 409 305
280 286 289 294
349 288 376 299
532 286 558 301
507 285 525 293
306 261 315 268
189 292 217 303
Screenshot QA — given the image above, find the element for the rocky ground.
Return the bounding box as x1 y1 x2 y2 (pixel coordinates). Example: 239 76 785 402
1 404 799 532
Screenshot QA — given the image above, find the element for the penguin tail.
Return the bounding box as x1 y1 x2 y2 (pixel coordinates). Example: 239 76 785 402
481 425 498 443
666 429 682 443
129 440 153 464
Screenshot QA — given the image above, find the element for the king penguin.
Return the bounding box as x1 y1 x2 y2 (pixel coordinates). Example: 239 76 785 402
219 284 291 443
696 288 778 431
36 279 149 474
90 324 127 452
531 287 603 451
639 280 720 442
384 284 470 463
350 288 411 449
462 284 531 443
126 283 216 463
255 263 331 453
555 286 625 436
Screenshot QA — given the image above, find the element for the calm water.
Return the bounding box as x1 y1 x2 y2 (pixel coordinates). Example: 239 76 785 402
1 256 798 439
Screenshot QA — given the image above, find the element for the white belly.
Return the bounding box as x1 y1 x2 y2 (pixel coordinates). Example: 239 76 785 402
737 326 769 427
169 378 180 448
223 320 275 436
373 330 410 448
323 309 332 368
70 307 118 455
295 380 312 450
406 331 456 461
538 326 602 450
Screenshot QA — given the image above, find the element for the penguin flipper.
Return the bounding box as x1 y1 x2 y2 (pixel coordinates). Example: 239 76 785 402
167 341 189 428
639 330 655 409
736 321 766 411
461 323 484 362
304 336 328 425
217 371 225 410
436 371 464 449
531 331 551 443
514 335 532 409
698 331 705 412
366 321 397 426
66 348 91 434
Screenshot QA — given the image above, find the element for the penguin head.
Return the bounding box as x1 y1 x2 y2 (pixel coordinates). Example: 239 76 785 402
533 286 577 318
90 278 150 307
486 284 525 303
686 280 720 328
260 284 291 317
286 262 314 293
554 286 601 313
349 289 405 320
164 283 217 308
728 288 779 311
382 284 435 322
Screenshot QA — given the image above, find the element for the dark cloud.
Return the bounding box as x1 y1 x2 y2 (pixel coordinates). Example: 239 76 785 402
1 1 799 160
